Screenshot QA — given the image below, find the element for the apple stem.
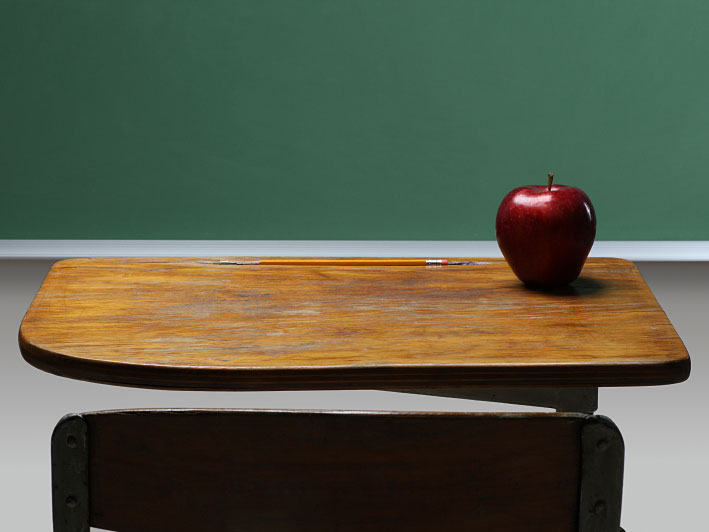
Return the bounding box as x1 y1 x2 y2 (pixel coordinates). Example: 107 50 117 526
547 173 554 191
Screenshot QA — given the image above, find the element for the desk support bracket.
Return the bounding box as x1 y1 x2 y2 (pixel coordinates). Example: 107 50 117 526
390 387 598 414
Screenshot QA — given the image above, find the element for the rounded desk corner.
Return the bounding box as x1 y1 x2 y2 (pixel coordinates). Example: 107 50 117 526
589 257 638 270
18 326 53 373
645 354 692 387
617 353 691 387
614 256 635 264
49 257 91 270
673 353 692 384
18 326 81 385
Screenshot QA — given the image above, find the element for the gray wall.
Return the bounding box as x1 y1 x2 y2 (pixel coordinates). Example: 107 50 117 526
1 259 705 531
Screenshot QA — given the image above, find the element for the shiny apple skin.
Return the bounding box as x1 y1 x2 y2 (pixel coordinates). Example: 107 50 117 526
496 184 596 287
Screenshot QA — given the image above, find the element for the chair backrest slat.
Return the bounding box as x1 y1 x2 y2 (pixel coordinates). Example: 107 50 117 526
89 410 588 532
52 409 624 532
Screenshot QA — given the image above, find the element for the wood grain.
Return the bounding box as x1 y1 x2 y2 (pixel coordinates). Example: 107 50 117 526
19 257 690 390
86 409 586 532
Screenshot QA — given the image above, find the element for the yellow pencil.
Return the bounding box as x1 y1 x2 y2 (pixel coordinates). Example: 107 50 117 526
200 259 490 266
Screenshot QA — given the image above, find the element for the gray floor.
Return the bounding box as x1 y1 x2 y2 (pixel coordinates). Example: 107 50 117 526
1 259 705 531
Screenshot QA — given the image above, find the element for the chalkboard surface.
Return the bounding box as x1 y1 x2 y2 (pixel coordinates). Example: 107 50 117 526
2 1 708 240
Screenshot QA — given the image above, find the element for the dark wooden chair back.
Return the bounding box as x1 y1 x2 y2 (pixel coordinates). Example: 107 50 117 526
51 409 624 532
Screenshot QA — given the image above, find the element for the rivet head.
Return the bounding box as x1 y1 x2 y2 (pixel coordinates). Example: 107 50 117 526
66 435 78 448
594 500 607 515
65 496 78 509
596 438 609 451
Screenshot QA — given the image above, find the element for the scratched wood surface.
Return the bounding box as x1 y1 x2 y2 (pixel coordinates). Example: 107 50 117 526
20 257 690 390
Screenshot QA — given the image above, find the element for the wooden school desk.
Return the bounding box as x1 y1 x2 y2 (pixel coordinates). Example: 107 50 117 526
19 257 690 532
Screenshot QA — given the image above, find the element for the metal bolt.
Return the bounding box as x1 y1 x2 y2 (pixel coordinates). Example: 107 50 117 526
65 496 77 509
596 438 609 451
593 500 606 515
66 435 78 448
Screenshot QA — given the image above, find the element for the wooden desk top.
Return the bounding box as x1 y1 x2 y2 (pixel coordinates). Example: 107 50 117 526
19 257 690 391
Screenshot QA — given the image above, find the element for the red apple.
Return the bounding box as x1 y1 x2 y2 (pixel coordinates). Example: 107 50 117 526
496 174 596 287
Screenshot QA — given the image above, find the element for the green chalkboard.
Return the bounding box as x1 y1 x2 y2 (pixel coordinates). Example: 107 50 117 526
2 0 708 240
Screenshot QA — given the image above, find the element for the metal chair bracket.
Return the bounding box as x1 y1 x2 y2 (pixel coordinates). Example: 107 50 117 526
51 414 89 532
579 416 625 532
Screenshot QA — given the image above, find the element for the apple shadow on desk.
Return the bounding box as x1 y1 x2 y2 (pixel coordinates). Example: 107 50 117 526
516 277 607 297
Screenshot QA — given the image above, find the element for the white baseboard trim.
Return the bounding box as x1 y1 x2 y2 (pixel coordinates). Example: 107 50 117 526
1 240 708 261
